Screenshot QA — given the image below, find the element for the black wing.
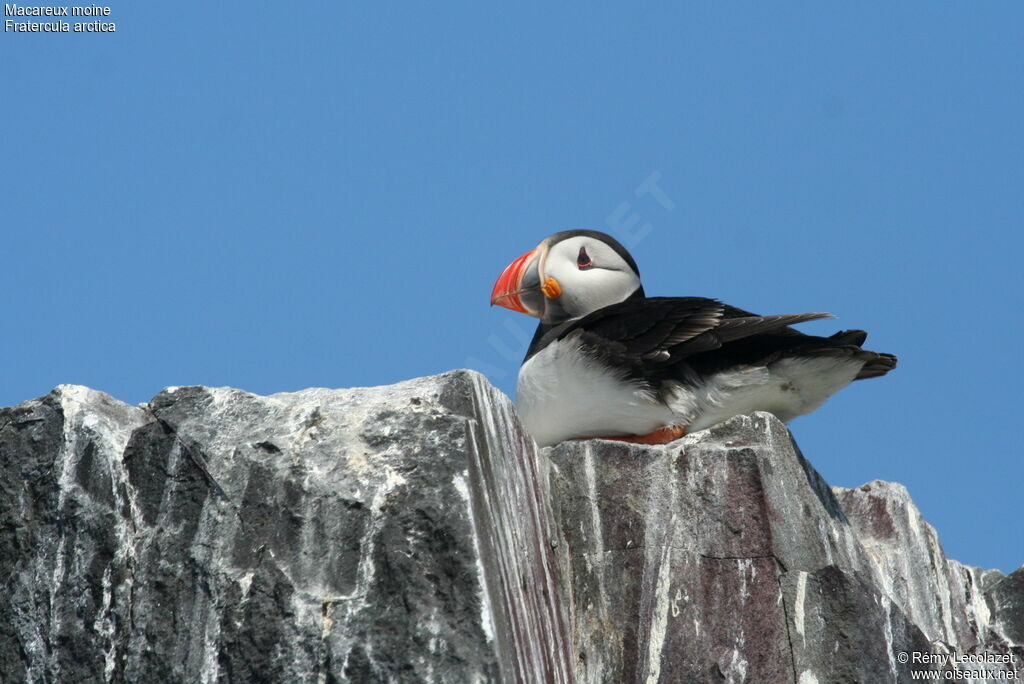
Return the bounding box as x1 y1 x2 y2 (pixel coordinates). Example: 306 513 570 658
531 297 831 372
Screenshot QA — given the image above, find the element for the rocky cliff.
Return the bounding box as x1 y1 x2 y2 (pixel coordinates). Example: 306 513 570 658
0 371 1020 683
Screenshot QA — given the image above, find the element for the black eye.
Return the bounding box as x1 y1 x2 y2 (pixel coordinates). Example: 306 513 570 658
577 246 593 270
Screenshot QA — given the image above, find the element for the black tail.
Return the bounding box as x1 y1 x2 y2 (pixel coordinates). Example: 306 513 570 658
855 352 898 379
827 329 897 379
820 329 897 379
829 329 868 346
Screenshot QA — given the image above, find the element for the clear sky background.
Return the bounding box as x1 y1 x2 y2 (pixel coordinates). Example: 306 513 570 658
2 3 1021 572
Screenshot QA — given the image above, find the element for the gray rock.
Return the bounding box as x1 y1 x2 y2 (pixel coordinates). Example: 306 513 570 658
835 481 1024 677
1 373 1020 683
0 373 570 683
547 415 1021 683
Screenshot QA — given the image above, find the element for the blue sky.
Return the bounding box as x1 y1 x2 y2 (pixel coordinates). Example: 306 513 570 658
3 3 1021 572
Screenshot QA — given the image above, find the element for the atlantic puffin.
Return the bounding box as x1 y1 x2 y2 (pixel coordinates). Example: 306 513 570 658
490 230 897 447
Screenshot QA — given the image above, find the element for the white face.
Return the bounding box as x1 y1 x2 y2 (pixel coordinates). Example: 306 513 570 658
541 235 641 322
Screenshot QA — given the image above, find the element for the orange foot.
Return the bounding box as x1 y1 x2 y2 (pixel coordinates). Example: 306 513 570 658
576 425 687 445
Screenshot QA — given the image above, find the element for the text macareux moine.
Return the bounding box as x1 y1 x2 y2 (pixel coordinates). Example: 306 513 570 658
4 3 115 32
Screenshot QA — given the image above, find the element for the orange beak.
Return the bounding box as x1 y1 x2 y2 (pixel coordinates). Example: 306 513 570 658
490 249 542 316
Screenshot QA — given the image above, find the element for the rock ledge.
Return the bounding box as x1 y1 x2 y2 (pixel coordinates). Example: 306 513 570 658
0 371 1019 683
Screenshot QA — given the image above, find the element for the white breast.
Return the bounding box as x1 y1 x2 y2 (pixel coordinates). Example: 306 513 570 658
515 337 675 447
516 337 866 446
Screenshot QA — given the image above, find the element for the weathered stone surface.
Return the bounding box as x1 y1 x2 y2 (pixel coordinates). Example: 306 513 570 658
1 375 1021 683
546 413 1023 683
0 372 570 683
835 481 1024 676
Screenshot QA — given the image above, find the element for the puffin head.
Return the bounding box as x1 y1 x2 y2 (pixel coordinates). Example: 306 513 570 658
490 230 643 325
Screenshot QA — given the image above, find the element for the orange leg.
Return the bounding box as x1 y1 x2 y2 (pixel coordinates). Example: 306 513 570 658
575 425 687 445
